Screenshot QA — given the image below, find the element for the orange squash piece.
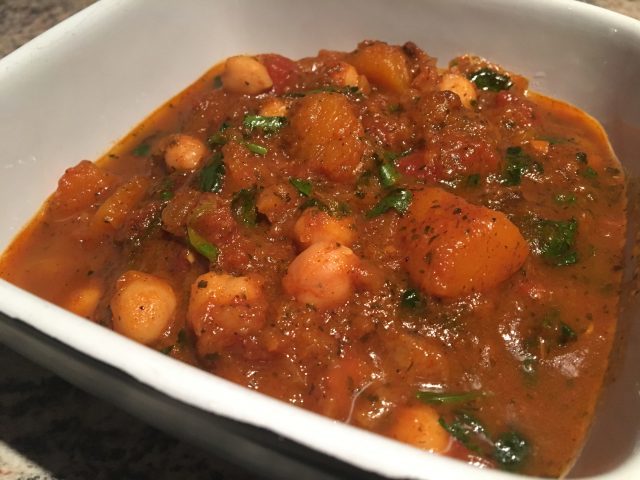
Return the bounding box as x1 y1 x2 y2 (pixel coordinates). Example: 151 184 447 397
348 41 411 94
289 92 364 183
399 188 529 297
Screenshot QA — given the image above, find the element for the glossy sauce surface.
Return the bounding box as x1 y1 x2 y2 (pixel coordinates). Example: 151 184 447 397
0 41 627 476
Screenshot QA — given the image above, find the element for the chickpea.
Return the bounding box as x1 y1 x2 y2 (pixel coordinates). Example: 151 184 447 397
439 73 477 109
282 241 360 311
164 134 207 171
222 55 273 95
110 271 176 345
387 404 451 453
293 207 356 248
256 182 298 224
65 282 102 318
188 272 267 355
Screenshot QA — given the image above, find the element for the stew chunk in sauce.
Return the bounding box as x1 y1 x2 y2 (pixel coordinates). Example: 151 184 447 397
0 41 627 477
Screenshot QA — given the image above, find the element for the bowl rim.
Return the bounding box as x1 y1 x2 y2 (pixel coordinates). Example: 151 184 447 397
1 1 639 479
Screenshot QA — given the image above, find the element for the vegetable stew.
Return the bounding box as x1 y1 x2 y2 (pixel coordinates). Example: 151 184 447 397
0 41 627 476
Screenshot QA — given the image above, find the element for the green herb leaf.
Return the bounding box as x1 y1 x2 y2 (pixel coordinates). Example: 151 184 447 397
533 217 578 266
580 166 598 179
576 152 588 164
289 177 313 197
521 356 537 377
439 413 488 453
187 226 219 262
232 187 258 226
382 149 412 162
466 173 481 187
558 322 578 345
379 162 400 187
501 146 543 186
468 68 513 92
300 197 351 218
208 133 227 147
213 75 223 89
158 178 174 201
160 190 174 201
133 143 151 157
366 188 412 218
401 289 423 308
207 121 230 147
539 135 572 145
241 141 268 156
493 431 530 470
198 153 225 193
243 115 287 134
416 390 483 405
287 85 362 98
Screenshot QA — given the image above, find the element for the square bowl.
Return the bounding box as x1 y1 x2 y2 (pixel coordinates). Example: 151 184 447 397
1 1 639 478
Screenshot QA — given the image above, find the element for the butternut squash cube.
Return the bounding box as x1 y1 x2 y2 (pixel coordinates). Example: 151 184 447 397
289 92 364 183
349 41 410 94
399 188 528 297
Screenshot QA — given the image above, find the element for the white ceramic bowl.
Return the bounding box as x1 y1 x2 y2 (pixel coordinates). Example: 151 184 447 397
1 1 639 478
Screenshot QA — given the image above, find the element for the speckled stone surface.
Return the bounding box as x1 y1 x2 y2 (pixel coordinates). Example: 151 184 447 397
0 1 638 479
0 345 256 480
0 0 96 58
593 0 640 19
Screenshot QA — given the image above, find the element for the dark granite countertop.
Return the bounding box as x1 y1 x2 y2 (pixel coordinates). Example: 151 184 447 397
1 1 638 479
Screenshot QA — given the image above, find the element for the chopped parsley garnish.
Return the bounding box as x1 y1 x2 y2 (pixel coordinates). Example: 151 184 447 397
300 197 351 218
158 178 174 201
493 431 530 470
539 135 572 145
289 177 313 197
379 162 400 187
400 289 423 308
243 115 287 134
231 187 258 226
466 173 481 187
187 226 219 262
366 188 412 218
208 121 230 147
382 149 412 162
241 141 268 156
558 322 578 345
468 68 513 92
576 151 588 164
501 146 543 186
160 189 174 201
523 308 579 371
133 143 151 157
439 412 530 470
286 85 362 98
439 412 488 453
213 75 223 89
198 153 225 193
416 390 483 405
528 217 579 266
580 166 598 179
